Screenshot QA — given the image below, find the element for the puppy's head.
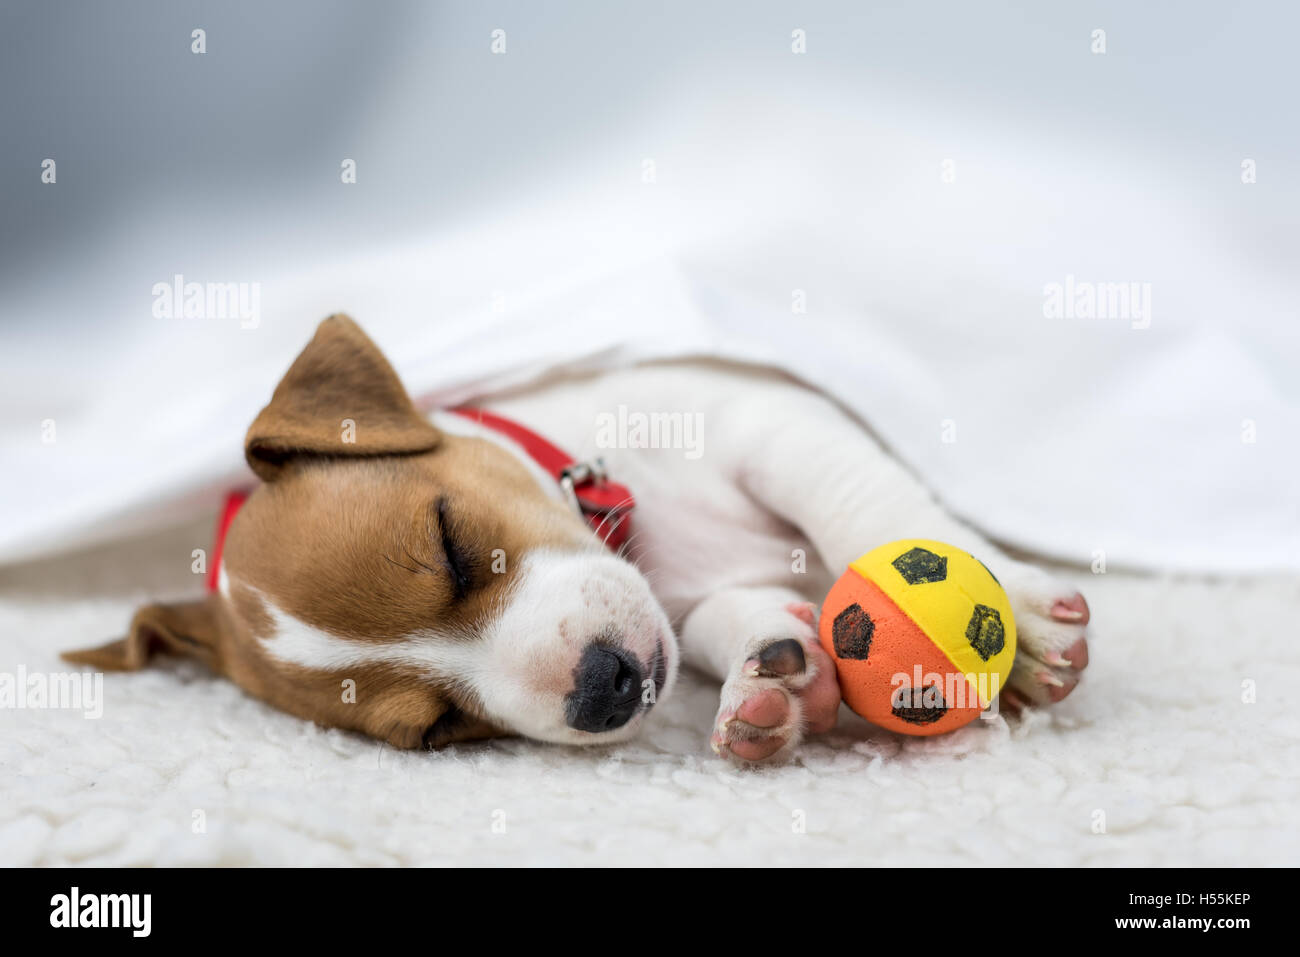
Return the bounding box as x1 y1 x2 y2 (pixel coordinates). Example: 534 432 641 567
65 316 677 749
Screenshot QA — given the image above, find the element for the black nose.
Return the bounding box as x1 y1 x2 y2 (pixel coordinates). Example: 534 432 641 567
565 644 643 733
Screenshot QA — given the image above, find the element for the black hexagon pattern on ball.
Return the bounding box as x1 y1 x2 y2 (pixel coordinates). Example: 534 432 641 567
832 603 874 660
891 684 948 724
891 546 948 584
965 604 1005 661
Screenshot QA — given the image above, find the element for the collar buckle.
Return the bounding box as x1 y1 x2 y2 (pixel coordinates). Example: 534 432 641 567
558 457 608 516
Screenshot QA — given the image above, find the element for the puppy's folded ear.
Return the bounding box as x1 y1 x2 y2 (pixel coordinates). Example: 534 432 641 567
245 314 440 481
421 706 510 751
62 599 225 673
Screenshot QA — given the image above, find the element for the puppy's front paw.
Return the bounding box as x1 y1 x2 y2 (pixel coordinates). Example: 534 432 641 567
1000 568 1091 710
710 602 841 764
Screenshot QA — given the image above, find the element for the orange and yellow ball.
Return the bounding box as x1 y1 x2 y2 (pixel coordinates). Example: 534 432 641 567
818 539 1016 735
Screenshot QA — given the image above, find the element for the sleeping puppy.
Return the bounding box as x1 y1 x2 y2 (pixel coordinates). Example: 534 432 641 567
65 316 1090 763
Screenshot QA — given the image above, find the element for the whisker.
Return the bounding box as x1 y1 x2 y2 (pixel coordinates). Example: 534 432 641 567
384 554 421 574
403 545 441 576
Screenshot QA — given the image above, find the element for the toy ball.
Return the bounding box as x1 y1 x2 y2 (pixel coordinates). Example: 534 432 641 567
818 539 1016 736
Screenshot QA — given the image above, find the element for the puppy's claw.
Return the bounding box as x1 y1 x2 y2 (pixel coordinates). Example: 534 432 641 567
1062 637 1089 669
1050 594 1090 624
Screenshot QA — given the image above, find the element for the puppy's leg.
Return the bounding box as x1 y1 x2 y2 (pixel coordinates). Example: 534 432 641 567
680 586 841 764
731 388 1091 715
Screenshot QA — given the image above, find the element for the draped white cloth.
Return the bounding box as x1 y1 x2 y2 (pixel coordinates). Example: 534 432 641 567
3 39 1295 573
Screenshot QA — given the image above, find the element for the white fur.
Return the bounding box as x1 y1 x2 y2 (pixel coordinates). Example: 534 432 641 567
254 590 474 675
469 549 677 744
232 548 677 746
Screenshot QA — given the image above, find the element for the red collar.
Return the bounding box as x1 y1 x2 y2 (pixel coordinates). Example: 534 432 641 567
445 407 635 551
207 407 634 592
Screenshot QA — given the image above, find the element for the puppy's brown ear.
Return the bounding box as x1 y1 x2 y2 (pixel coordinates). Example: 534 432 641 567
245 314 440 481
421 708 511 751
62 599 225 673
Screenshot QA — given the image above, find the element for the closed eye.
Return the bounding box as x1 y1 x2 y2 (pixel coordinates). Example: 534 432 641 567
434 497 475 601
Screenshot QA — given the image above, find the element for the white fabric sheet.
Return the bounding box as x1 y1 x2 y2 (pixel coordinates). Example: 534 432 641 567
2 89 1296 573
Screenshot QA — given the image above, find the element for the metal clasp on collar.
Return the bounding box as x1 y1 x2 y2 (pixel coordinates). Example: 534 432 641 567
558 457 608 515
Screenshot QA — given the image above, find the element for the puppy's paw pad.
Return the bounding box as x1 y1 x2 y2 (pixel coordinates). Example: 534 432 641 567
711 619 842 764
736 686 792 727
711 680 799 764
749 638 806 678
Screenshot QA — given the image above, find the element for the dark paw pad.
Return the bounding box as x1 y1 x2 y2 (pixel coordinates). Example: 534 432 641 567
755 638 806 677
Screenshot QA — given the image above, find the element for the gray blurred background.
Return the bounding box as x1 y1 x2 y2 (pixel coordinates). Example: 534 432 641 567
5 0 1296 329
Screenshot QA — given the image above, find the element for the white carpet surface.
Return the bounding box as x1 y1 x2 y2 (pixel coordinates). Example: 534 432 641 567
2 516 1297 867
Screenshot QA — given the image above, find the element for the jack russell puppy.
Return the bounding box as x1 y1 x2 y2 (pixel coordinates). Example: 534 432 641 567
65 316 1090 763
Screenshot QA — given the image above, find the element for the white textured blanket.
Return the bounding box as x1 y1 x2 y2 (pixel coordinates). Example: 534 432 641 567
2 518 1295 866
